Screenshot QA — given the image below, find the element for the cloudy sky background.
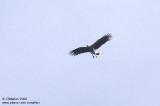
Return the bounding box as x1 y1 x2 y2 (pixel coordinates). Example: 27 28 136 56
0 0 160 106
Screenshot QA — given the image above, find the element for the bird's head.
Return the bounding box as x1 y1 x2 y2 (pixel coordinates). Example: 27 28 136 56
86 45 91 47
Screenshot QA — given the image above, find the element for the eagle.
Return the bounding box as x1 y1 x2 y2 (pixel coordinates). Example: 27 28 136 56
69 33 112 58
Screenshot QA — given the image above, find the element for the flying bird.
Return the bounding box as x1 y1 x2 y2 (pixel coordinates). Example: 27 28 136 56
69 33 112 58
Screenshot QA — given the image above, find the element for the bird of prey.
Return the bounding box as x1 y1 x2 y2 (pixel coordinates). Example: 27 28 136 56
69 33 112 58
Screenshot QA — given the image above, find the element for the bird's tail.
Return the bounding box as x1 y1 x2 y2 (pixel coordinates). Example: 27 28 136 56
95 52 100 55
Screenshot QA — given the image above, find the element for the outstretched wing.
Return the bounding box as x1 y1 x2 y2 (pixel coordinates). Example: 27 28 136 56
69 47 90 56
92 33 112 49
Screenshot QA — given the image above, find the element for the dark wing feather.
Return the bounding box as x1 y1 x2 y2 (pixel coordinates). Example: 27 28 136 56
92 33 112 49
69 47 90 56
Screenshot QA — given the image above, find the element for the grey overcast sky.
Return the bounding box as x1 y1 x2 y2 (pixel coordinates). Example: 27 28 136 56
0 0 160 106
